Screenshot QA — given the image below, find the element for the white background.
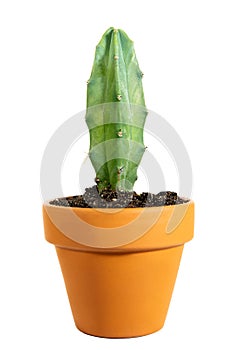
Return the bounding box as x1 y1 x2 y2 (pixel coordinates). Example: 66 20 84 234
1 0 233 349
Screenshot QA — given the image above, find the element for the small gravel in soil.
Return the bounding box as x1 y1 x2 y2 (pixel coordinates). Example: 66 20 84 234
50 186 189 208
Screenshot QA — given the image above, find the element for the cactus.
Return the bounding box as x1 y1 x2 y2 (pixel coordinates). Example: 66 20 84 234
85 27 147 192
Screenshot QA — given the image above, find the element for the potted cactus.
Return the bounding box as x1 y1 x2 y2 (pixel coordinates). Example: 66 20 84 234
43 27 194 338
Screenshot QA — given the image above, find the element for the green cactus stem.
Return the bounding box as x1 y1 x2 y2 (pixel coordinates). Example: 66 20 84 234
85 27 147 191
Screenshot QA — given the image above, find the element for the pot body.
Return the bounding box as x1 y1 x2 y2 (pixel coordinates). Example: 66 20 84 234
56 245 183 337
43 202 194 338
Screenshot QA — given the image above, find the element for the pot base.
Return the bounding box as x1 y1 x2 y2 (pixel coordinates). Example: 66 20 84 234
76 323 164 338
56 245 184 338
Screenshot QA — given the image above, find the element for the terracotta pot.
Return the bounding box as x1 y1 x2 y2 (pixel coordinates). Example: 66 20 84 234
43 200 194 338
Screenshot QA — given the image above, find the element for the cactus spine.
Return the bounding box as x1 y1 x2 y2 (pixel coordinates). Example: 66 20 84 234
86 27 147 191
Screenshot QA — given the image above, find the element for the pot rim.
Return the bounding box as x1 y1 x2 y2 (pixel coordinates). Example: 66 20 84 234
43 200 194 251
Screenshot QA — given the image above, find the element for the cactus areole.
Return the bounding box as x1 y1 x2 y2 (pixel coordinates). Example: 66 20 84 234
85 27 147 192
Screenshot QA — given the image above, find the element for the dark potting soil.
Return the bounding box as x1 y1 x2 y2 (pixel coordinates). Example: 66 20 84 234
50 185 189 208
